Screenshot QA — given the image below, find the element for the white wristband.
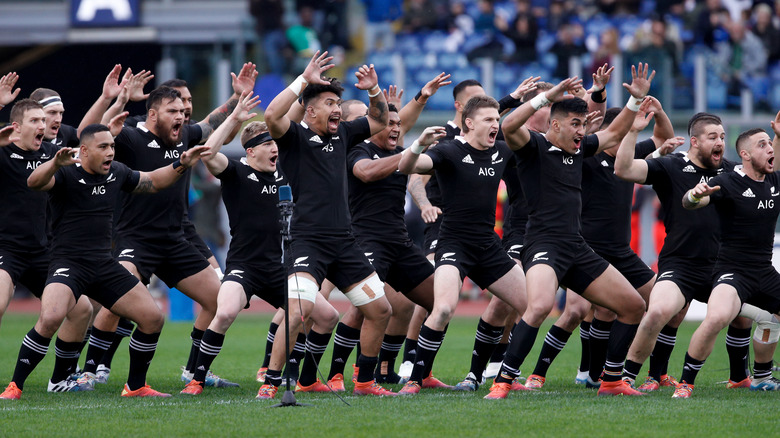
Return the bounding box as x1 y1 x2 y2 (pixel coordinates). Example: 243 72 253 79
651 149 662 159
368 85 381 98
288 75 307 97
686 191 701 204
626 95 643 112
529 93 550 111
410 140 426 155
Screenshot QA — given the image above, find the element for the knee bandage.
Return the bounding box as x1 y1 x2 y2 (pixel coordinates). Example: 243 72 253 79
343 274 385 306
287 276 319 304
740 303 780 344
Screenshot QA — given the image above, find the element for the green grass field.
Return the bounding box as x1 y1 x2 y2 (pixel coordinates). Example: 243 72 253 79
0 312 775 437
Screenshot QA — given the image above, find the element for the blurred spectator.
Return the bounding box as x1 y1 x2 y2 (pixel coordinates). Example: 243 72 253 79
402 0 446 32
630 16 682 74
322 0 351 50
597 0 641 15
713 19 768 96
286 7 322 69
695 0 731 48
498 0 539 63
655 0 684 16
752 3 780 63
444 1 475 52
250 0 289 76
465 0 514 61
546 0 572 32
549 22 587 78
590 27 620 73
362 0 404 53
721 0 752 21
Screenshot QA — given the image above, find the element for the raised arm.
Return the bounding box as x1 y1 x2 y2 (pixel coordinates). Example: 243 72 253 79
398 126 446 174
398 73 452 137
355 64 388 135
353 154 404 183
133 145 211 194
407 173 440 223
195 63 258 141
78 65 125 136
682 182 719 210
28 147 79 191
0 125 17 147
615 99 653 183
772 110 780 158
100 69 154 126
0 72 21 111
264 51 335 139
586 63 613 125
595 63 655 153
201 91 260 176
502 76 581 150
642 96 675 148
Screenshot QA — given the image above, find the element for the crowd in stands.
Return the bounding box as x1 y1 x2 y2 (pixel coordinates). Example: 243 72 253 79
250 0 780 110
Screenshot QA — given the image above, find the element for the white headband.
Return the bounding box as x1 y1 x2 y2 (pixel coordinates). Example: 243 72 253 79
38 96 63 109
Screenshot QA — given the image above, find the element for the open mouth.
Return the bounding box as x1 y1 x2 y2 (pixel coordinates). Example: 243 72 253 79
388 132 399 145
172 122 182 139
102 159 112 171
711 149 723 161
269 154 278 166
328 115 340 132
488 130 497 142
769 156 775 167
183 111 191 124
573 138 582 150
35 133 44 144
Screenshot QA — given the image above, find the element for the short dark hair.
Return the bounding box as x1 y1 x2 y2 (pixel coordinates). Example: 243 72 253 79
521 82 554 101
301 77 344 107
687 112 722 137
340 99 366 121
29 88 59 102
453 79 483 101
160 79 188 89
598 107 622 130
80 124 111 143
388 103 398 113
550 97 588 120
461 95 499 133
147 86 182 112
736 127 767 153
10 98 43 124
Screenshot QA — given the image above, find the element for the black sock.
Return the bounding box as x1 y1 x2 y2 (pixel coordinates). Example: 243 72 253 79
285 333 306 382
328 323 360 379
298 330 332 387
261 322 279 368
726 326 750 382
100 318 134 369
495 320 539 383
51 338 81 383
623 360 643 380
648 324 677 381
490 341 508 363
356 354 378 383
82 327 115 374
11 328 51 390
680 352 705 386
185 328 205 374
531 325 572 378
266 368 283 388
77 327 91 362
409 325 444 385
588 318 613 381
376 334 405 383
127 329 160 391
753 360 772 381
579 321 591 372
602 321 639 382
192 330 225 384
469 319 504 381
402 337 418 363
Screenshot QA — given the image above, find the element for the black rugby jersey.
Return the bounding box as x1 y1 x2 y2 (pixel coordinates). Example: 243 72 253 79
274 118 371 235
514 131 599 239
644 154 735 263
51 124 79 149
426 137 514 244
501 158 529 241
347 141 409 239
0 142 59 249
581 139 656 253
113 124 203 239
216 158 287 266
708 169 780 266
49 162 140 257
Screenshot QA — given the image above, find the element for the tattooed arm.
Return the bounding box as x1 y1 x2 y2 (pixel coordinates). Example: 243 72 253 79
133 145 211 193
354 64 389 135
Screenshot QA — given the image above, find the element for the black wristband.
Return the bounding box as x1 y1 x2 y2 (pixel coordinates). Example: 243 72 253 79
591 88 606 103
414 90 425 103
498 94 523 113
172 159 186 173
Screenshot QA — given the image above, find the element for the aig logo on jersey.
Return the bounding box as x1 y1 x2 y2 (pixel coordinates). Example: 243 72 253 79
92 185 106 195
562 156 574 165
27 161 42 170
164 150 179 159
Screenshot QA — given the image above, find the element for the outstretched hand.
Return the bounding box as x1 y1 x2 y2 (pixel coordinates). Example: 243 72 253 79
657 136 686 156
126 70 154 102
180 145 213 168
623 63 655 99
511 76 540 100
231 90 261 122
354 64 379 91
232 62 259 96
690 182 720 199
108 111 129 137
302 51 335 86
0 72 21 107
0 125 18 147
631 98 654 131
545 76 583 102
383 85 403 108
421 72 452 100
418 126 447 148
591 63 614 90
771 110 780 137
53 147 80 168
102 65 124 100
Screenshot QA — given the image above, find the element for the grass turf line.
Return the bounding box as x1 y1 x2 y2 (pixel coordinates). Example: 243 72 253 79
0 312 775 437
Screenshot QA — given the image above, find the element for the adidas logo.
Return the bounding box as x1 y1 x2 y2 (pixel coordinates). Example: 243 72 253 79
548 146 562 152
335 358 344 363
601 160 609 167
416 361 425 366
248 173 259 182
309 135 323 144
78 179 86 184
742 188 755 198
472 350 479 356
20 359 30 365
198 365 206 371
682 165 696 173
86 359 95 365
147 140 160 149
462 154 474 164
542 358 551 363
373 154 380 160
10 153 24 159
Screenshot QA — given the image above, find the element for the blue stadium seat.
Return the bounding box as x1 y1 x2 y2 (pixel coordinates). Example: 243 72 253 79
437 52 469 71
404 52 436 70
422 32 451 53
770 83 780 109
395 33 423 54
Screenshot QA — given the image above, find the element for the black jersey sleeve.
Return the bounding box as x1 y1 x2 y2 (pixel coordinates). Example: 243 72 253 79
582 134 599 158
635 138 657 158
425 142 449 169
113 127 138 165
185 124 204 147
273 119 300 147
347 143 372 172
341 117 372 150
643 157 670 186
707 174 728 203
514 131 542 160
214 158 238 180
115 162 141 193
